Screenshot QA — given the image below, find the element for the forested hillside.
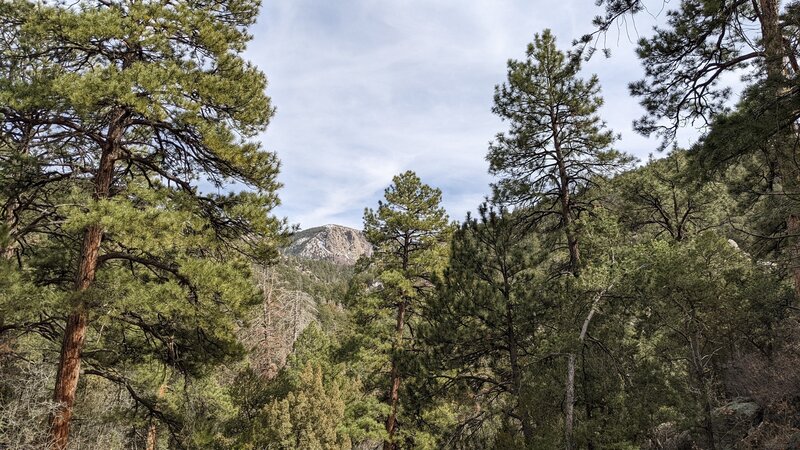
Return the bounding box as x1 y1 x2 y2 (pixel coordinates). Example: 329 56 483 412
1 0 800 449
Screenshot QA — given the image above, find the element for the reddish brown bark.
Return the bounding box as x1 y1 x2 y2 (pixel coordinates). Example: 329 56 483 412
50 143 118 450
146 421 158 450
145 384 167 450
384 300 406 450
50 304 89 450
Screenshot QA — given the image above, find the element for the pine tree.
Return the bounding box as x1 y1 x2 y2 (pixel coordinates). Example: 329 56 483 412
424 205 544 447
594 0 800 295
487 29 633 274
0 0 284 448
360 171 451 450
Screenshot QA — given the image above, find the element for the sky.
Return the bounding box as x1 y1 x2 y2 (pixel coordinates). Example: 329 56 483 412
244 0 686 230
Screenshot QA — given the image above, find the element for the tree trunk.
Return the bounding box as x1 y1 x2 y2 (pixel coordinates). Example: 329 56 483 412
551 119 580 275
50 144 117 450
755 0 800 297
757 0 783 81
146 420 158 450
505 289 534 445
384 299 407 450
689 328 716 450
564 286 611 450
145 384 167 450
564 353 576 450
51 303 89 450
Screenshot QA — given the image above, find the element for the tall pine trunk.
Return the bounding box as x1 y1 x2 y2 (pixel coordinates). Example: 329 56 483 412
505 289 534 445
757 0 783 81
755 0 800 297
145 384 167 450
552 117 580 275
50 143 117 450
384 299 406 450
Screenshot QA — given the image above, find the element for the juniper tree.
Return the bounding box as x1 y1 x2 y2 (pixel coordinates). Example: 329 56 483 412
0 0 284 448
360 171 451 450
487 30 633 274
620 232 791 449
612 150 732 241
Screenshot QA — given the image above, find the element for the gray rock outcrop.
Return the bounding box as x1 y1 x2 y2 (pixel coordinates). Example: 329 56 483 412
284 224 372 265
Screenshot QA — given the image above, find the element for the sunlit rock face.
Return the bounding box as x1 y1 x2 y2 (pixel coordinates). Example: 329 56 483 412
284 224 372 265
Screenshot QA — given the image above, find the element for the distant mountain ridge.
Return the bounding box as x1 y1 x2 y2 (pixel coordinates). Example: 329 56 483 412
284 224 372 265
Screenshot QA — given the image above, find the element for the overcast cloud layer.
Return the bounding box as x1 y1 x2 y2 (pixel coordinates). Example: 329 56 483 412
245 0 680 230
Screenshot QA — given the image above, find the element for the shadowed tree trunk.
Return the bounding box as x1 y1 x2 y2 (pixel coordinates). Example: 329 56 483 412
755 0 800 297
564 285 611 450
504 285 534 445
384 299 407 450
552 115 581 276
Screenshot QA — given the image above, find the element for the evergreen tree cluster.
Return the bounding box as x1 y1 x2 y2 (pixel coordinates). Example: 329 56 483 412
2 0 800 449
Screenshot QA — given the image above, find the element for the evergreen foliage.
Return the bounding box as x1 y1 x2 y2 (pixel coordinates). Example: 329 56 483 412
357 170 453 449
1 1 800 449
488 29 633 273
0 0 284 447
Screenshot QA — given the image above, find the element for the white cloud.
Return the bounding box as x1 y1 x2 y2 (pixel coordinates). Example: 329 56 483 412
245 0 688 230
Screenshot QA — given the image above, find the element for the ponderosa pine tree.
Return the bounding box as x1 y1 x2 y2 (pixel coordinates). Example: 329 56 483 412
0 0 69 266
361 171 451 450
591 0 800 295
424 205 545 448
487 29 633 275
0 0 283 448
488 33 632 448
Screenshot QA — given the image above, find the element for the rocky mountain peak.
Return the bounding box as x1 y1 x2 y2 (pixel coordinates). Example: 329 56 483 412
284 224 372 265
